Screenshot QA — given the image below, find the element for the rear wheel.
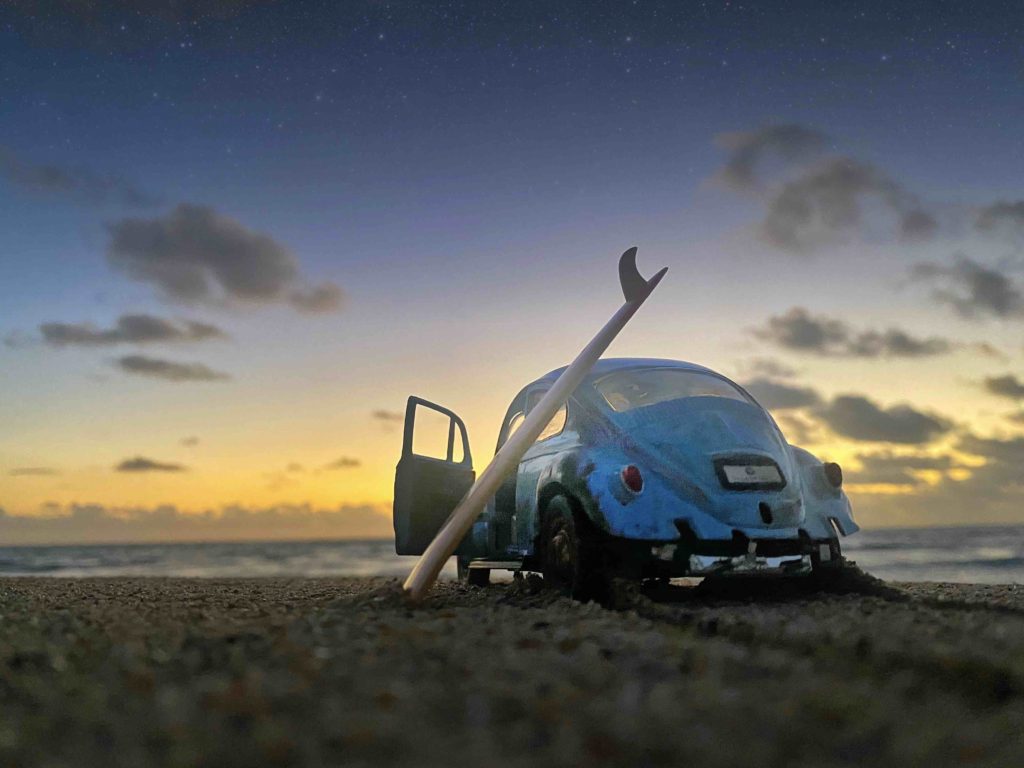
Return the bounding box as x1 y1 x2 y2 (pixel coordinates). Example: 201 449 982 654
540 495 605 601
457 557 490 586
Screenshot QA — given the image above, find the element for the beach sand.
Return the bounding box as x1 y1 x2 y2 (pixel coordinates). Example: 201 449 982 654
0 570 1022 767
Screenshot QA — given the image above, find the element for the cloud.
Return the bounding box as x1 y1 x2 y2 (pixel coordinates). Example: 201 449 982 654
975 201 1024 233
736 357 798 380
115 456 187 473
106 204 341 312
911 256 1023 319
982 374 1024 401
847 328 953 357
714 124 827 191
0 502 392 545
775 412 823 446
848 451 958 487
971 342 1007 360
0 147 156 207
8 467 59 476
713 124 938 252
852 432 1024 526
40 314 226 346
290 283 345 313
742 378 822 410
324 456 361 470
959 434 1024 464
759 157 936 253
180 436 200 447
752 308 953 357
372 409 404 423
115 354 230 382
3 330 35 349
815 395 952 444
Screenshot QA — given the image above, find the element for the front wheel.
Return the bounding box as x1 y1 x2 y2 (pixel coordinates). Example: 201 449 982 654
540 496 605 601
457 557 490 587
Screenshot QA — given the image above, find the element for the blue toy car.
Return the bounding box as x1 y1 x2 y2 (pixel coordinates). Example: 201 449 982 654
393 357 858 597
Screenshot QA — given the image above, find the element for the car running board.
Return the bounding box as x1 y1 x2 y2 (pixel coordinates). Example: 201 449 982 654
467 560 522 570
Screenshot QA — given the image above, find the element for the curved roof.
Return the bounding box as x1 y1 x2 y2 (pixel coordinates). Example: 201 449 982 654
533 357 723 388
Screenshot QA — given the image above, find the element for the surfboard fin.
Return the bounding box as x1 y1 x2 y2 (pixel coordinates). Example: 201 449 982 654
619 246 668 303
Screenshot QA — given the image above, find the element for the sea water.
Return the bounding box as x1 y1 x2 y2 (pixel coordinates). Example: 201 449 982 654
0 525 1020 583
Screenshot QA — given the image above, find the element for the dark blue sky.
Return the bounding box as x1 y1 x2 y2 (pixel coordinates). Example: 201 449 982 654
5 2 1022 196
5 2 1023 308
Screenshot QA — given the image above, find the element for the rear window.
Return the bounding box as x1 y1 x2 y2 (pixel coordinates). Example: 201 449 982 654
595 369 752 413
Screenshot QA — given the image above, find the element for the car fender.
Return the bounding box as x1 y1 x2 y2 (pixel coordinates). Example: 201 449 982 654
788 445 860 539
535 447 686 541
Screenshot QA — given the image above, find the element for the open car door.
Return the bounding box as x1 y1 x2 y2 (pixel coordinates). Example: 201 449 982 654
393 396 475 555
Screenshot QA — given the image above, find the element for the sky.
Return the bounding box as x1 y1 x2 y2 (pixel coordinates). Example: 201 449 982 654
3 1 1024 542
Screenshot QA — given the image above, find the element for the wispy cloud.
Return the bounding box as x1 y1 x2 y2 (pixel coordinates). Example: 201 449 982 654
742 378 822 410
848 450 960 487
8 467 59 477
736 357 798 380
114 354 230 382
976 201 1024 233
0 147 156 207
324 456 361 470
115 456 187 473
40 314 227 347
714 124 827 192
289 283 344 313
911 256 1024 319
752 308 953 358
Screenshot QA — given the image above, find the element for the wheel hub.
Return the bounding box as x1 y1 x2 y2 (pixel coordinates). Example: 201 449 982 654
551 530 573 567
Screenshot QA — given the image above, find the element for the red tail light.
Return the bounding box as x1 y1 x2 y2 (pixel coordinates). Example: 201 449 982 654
621 465 643 493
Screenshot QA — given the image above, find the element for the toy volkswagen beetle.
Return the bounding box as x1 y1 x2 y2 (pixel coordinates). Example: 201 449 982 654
393 357 857 597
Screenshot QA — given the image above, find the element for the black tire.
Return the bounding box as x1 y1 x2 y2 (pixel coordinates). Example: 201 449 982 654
457 557 490 587
540 495 605 601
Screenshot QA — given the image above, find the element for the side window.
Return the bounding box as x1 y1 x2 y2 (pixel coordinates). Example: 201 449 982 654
536 403 567 442
526 388 567 443
505 411 525 441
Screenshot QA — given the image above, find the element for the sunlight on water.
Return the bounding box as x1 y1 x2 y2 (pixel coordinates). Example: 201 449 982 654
843 525 1024 584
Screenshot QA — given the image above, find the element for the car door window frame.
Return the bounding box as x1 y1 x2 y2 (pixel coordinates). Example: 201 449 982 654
402 397 472 467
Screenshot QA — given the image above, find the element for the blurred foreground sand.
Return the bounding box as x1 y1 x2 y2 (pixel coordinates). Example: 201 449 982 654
0 573 1022 766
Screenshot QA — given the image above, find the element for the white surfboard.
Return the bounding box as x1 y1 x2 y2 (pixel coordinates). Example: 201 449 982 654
403 247 667 603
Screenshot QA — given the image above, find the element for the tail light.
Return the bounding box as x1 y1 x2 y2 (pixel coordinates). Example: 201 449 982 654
621 465 644 493
823 462 843 488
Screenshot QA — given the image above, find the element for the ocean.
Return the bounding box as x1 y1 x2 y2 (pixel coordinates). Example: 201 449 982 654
0 525 1020 583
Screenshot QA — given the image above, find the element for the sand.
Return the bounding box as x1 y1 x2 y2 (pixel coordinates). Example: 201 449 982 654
0 570 1022 767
